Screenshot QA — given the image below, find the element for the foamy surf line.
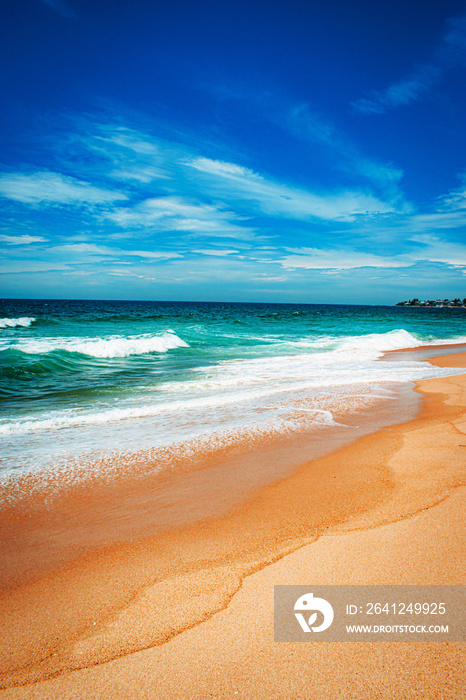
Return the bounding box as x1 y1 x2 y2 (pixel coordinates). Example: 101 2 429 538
0 327 464 476
1 332 465 438
2 327 465 359
0 378 417 511
336 329 466 355
1 342 465 502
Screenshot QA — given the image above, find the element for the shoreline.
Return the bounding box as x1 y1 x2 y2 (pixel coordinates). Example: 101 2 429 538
384 341 466 358
0 383 420 591
1 350 465 696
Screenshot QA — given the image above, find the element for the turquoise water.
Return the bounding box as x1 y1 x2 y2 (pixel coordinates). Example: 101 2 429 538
1 299 465 479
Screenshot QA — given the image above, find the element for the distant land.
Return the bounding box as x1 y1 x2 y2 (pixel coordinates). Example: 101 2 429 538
396 298 466 307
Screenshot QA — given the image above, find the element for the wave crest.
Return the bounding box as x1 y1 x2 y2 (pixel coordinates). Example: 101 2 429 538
0 317 36 329
10 331 189 358
339 328 421 354
70 332 189 358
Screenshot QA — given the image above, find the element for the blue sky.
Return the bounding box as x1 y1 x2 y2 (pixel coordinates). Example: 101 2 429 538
1 0 466 304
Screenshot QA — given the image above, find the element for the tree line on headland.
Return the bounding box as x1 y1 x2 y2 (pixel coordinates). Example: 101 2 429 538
396 298 466 307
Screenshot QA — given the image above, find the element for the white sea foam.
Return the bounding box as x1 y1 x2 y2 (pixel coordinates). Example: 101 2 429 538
239 329 466 357
0 316 35 328
1 333 464 439
308 328 466 357
3 331 188 358
1 328 465 481
339 328 420 354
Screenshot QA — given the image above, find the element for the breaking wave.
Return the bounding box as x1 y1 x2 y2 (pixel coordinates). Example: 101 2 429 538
0 317 36 329
5 331 189 358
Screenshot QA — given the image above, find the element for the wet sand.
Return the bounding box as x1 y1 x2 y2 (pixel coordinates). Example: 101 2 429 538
0 352 465 698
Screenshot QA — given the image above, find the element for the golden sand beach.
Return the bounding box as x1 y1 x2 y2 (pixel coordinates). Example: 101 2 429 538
0 351 465 699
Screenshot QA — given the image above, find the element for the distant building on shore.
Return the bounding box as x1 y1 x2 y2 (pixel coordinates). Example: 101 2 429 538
395 298 466 307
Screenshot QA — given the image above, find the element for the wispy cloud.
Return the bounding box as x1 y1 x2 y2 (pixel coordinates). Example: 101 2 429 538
2 115 464 298
0 260 71 274
202 85 409 205
407 234 466 267
127 249 182 260
56 123 172 188
0 234 46 244
109 166 167 183
187 157 398 221
48 242 182 261
106 195 256 240
107 270 159 282
352 65 442 115
26 119 406 242
97 126 160 155
352 12 466 114
279 232 466 272
280 247 410 271
192 249 240 257
0 171 126 206
48 243 116 255
38 0 75 19
405 171 466 239
330 167 466 244
286 103 406 196
437 171 466 210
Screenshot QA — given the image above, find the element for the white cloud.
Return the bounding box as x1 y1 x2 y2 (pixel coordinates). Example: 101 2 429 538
352 11 466 114
354 159 404 188
248 273 289 282
49 243 115 255
279 231 466 272
107 270 159 281
408 234 466 266
281 247 410 270
107 196 256 239
62 270 96 277
437 172 466 211
0 261 71 274
0 171 127 206
126 250 182 260
174 219 255 239
84 125 173 184
384 173 466 236
188 158 257 179
353 65 442 115
409 211 466 232
0 234 46 244
287 104 406 193
278 233 466 273
188 157 398 221
48 242 182 260
201 89 409 205
107 196 220 227
109 166 167 183
143 197 222 218
99 127 160 155
193 249 239 256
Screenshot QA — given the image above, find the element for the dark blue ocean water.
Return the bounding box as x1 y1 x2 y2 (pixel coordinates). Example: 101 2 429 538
1 299 465 478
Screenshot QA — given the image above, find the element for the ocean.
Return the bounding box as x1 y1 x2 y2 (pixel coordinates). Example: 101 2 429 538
1 299 465 487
